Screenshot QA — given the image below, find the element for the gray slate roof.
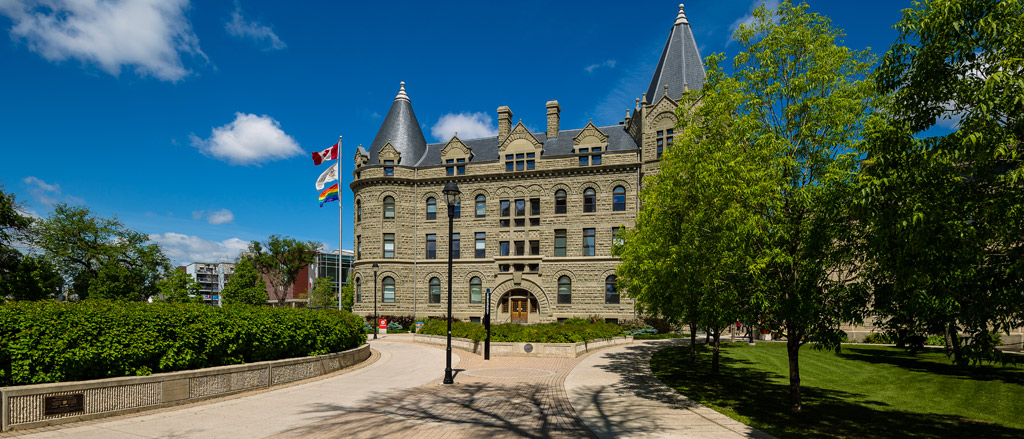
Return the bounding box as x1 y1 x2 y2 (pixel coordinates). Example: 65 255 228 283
413 124 638 167
367 83 428 166
646 4 706 102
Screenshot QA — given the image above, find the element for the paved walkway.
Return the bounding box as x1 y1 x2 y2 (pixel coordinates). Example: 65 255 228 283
4 335 771 438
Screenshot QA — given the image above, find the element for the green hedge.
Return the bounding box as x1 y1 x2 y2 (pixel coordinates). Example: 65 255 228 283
0 301 366 387
418 319 624 343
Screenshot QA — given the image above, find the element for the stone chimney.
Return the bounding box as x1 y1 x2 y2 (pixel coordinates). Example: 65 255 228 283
545 100 561 138
497 106 513 140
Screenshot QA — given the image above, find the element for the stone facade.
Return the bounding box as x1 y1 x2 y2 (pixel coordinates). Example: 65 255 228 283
350 5 706 324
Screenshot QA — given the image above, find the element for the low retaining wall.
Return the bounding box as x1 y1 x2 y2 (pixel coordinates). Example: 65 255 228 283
0 344 370 432
412 334 632 357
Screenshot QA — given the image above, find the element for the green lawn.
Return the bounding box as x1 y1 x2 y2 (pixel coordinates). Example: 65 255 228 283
650 342 1024 439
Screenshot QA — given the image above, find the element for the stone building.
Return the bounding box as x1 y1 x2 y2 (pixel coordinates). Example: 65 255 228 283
350 5 705 324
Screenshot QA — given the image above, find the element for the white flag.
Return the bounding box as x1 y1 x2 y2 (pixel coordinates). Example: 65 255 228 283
316 163 338 190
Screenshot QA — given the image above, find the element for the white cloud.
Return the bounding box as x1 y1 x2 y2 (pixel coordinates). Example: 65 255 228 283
206 208 234 225
430 112 497 142
225 4 286 51
728 0 780 44
22 176 82 205
0 0 205 82
584 60 617 73
148 232 250 266
192 210 204 220
190 112 301 165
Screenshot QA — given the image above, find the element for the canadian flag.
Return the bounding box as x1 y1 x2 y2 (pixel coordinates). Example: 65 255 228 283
311 143 339 165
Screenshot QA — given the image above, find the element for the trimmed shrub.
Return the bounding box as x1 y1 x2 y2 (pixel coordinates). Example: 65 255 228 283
0 301 366 386
863 332 895 344
418 319 624 343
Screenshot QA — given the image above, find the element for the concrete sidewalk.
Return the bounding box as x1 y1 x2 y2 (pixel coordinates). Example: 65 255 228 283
565 339 774 439
4 335 771 438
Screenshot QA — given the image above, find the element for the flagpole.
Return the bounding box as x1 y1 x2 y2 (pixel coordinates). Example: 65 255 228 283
344 135 348 309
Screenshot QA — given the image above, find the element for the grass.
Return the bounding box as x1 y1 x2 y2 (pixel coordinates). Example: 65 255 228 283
650 342 1024 439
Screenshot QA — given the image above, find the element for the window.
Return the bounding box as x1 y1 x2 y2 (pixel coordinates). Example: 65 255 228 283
356 200 362 222
356 236 362 260
429 277 441 303
515 199 525 217
592 147 602 165
382 276 395 303
579 147 602 166
445 158 466 176
356 278 361 303
530 198 540 216
470 316 481 324
500 200 510 217
451 233 461 259
605 275 619 304
554 229 566 256
583 228 596 256
514 241 525 256
470 277 482 303
505 152 535 171
475 232 486 258
384 160 394 176
558 275 571 304
452 202 461 219
529 240 540 255
426 197 436 220
613 186 626 211
475 194 486 217
605 318 619 324
383 233 394 258
554 190 566 214
384 196 395 218
656 128 674 159
426 234 436 259
583 188 596 213
500 241 510 256
579 148 589 166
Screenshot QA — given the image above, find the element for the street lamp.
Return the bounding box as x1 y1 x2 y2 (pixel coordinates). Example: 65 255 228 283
372 262 379 340
442 181 461 385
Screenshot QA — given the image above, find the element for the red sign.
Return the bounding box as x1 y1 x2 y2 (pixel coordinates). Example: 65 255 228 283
379 319 388 329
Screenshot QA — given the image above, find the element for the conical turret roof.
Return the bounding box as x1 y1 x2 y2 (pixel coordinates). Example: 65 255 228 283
646 4 706 102
368 82 427 165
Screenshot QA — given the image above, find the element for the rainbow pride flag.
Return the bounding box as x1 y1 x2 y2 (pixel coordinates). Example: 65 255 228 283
319 183 339 207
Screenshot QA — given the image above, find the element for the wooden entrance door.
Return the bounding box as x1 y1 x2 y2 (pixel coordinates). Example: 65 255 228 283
510 298 528 323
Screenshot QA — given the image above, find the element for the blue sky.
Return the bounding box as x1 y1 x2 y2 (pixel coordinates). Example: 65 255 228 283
0 0 915 265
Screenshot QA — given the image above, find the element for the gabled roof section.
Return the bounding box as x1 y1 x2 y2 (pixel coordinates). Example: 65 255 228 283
646 4 706 102
368 82 428 166
441 135 473 160
573 121 608 147
498 121 543 153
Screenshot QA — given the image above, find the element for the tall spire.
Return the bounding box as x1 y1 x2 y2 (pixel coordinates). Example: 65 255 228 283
646 4 706 103
368 81 427 165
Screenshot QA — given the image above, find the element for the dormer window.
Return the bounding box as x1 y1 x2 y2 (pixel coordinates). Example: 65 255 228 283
656 129 673 159
505 153 535 172
578 147 602 166
446 158 466 176
383 160 395 176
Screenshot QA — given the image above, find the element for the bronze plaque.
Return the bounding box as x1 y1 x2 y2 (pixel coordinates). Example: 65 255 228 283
44 393 84 415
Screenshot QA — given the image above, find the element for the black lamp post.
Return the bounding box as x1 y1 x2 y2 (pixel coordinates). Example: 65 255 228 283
442 181 461 384
372 262 379 340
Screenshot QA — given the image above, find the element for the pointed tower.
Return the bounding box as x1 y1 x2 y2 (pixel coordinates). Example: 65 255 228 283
368 82 428 165
646 4 706 102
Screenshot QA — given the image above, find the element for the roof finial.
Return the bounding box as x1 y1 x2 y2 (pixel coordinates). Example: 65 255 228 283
395 81 410 101
664 84 670 97
676 4 689 25
684 82 689 93
641 93 647 105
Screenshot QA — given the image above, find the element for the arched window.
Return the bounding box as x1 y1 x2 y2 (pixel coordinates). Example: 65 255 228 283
583 188 596 213
355 278 361 303
558 275 571 304
356 200 362 222
469 277 482 303
383 196 395 219
613 186 626 211
605 275 619 304
554 189 567 214
475 194 486 218
426 197 436 220
429 277 441 303
382 276 395 303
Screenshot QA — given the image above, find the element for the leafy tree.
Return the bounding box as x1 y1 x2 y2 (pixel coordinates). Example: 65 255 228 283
684 1 871 411
341 273 354 311
244 235 319 305
32 204 169 301
860 0 1024 366
156 269 202 303
221 258 268 306
0 187 33 283
0 254 63 302
308 278 337 309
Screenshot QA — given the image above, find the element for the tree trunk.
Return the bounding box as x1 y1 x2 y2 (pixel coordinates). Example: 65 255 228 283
749 324 756 344
787 332 802 412
689 321 697 362
711 329 722 375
